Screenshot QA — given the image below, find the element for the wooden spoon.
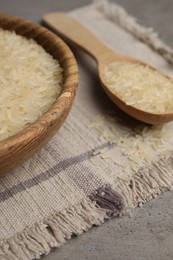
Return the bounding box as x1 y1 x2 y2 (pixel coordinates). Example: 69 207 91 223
43 12 173 125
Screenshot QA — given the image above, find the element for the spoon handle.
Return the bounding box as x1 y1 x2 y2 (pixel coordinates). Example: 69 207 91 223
43 12 115 63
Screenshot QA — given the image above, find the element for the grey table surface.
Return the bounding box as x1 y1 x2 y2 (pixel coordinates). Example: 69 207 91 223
1 1 173 259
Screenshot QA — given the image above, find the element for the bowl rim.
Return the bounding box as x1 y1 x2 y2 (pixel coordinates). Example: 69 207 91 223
0 13 78 153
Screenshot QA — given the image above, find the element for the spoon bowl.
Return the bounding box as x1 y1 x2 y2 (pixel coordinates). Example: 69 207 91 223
98 54 173 125
43 12 173 125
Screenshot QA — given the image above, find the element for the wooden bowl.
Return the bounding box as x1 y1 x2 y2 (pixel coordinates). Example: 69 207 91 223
0 13 78 175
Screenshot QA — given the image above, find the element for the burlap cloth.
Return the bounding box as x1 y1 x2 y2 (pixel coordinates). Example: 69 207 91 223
1 1 173 259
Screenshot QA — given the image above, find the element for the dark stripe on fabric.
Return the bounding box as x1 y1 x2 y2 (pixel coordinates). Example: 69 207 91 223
0 141 113 202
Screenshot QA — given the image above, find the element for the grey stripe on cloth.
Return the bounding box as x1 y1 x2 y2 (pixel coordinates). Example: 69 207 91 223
0 141 113 203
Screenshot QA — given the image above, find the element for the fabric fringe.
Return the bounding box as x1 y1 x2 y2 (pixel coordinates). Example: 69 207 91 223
94 0 173 64
114 155 173 208
90 185 125 217
0 199 107 260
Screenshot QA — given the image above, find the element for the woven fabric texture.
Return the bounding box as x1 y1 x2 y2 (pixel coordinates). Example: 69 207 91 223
1 1 173 259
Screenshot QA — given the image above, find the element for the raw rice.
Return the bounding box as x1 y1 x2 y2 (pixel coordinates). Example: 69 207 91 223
104 61 173 113
90 113 173 175
0 28 63 141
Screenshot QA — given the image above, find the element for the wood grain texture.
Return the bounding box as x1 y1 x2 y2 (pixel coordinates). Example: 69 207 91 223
43 12 173 125
0 13 78 175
